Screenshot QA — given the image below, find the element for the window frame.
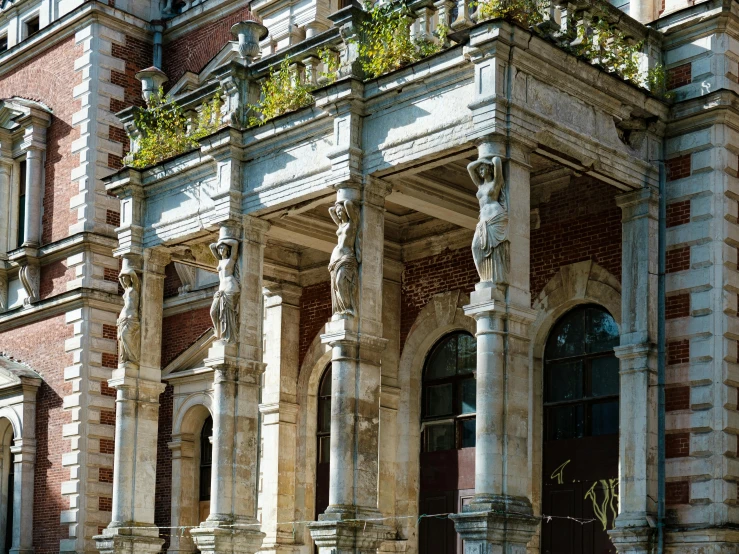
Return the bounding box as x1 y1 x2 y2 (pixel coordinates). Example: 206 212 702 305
420 331 477 452
543 305 620 442
198 415 213 502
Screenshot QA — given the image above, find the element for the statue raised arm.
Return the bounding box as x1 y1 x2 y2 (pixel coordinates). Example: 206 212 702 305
468 156 509 285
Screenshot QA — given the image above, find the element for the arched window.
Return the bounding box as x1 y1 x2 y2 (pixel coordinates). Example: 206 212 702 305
421 332 477 451
315 365 332 519
199 416 213 502
542 305 620 554
419 331 477 554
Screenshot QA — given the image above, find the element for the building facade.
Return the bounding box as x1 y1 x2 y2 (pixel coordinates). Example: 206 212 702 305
0 0 736 553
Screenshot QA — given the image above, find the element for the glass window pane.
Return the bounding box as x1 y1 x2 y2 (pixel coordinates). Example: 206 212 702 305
461 378 476 414
320 367 332 396
546 311 585 359
460 419 476 448
586 308 620 353
591 401 619 436
426 384 453 417
457 333 476 375
591 356 619 397
319 435 331 463
426 336 457 380
546 361 583 402
425 423 455 452
547 404 584 441
319 399 331 433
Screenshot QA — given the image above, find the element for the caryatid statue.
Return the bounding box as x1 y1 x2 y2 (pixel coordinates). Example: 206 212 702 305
328 199 361 317
468 155 509 285
210 230 241 343
117 265 141 366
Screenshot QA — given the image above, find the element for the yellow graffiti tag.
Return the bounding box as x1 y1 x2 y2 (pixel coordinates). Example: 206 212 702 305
584 478 619 531
550 460 571 485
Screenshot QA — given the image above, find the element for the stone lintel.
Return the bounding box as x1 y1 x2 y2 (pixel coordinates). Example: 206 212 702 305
321 318 388 354
190 525 266 554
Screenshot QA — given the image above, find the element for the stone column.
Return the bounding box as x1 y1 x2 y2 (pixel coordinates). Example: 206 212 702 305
450 140 538 553
10 438 35 554
94 248 169 554
259 284 301 553
609 188 659 553
307 179 394 553
167 435 198 554
20 147 43 249
191 216 269 554
0 159 12 256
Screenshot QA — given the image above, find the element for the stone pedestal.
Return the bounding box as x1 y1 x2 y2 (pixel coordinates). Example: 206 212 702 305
309 518 394 554
451 504 538 554
93 529 164 554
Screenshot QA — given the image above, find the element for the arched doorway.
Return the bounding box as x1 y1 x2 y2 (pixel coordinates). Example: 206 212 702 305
419 332 476 554
315 364 332 520
541 305 620 554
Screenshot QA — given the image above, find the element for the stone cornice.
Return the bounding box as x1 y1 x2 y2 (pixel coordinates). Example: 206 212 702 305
0 288 121 332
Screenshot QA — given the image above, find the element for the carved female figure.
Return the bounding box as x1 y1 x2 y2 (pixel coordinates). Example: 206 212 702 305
328 200 361 317
468 156 509 285
210 237 240 343
118 267 141 365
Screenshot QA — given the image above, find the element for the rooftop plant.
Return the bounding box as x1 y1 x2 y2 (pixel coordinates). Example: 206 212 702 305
248 58 316 126
124 88 223 169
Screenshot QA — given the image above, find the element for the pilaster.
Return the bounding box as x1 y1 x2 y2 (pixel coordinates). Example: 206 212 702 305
609 187 659 553
260 284 302 553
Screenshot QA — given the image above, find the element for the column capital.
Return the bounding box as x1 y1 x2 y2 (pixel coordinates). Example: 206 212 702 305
363 176 392 206
107 375 166 403
263 283 302 307
142 247 170 276
241 214 271 243
258 401 299 425
206 344 265 386
615 186 659 221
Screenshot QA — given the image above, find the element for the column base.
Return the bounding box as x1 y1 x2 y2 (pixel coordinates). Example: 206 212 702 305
93 526 164 554
449 495 538 554
308 512 395 554
608 523 655 554
9 548 34 554
190 522 266 554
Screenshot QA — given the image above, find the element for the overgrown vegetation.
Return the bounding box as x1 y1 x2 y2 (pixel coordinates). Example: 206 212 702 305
248 58 315 126
474 0 547 27
351 0 442 79
124 88 222 169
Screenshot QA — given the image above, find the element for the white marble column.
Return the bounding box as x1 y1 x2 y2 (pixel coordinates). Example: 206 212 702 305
191 216 269 554
94 249 169 554
0 159 12 256
450 140 538 553
167 435 198 554
10 438 35 554
307 179 394 554
20 147 43 249
259 284 301 553
609 188 659 553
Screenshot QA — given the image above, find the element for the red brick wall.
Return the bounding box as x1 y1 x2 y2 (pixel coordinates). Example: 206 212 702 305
161 307 213 367
299 282 332 369
530 176 622 301
163 263 182 298
666 200 690 228
666 63 692 90
665 386 690 412
0 315 71 553
665 293 690 319
666 246 690 274
163 7 259 86
666 432 690 458
39 260 75 300
400 249 478 349
666 480 689 505
666 154 691 182
667 339 690 366
0 37 82 245
155 384 173 550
